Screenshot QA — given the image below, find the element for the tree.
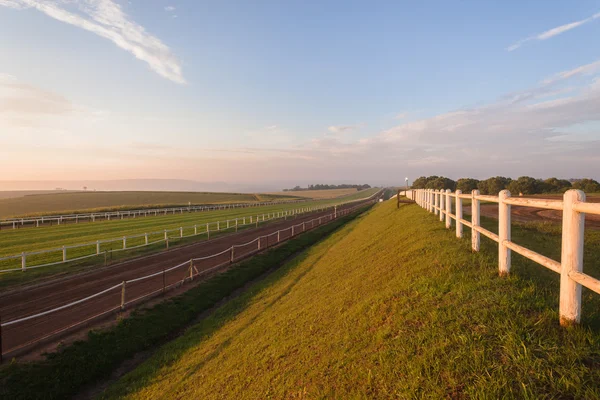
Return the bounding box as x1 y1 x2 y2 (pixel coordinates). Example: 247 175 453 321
411 176 455 190
506 176 539 195
456 178 480 193
425 177 456 191
411 176 430 189
572 178 600 193
542 178 572 193
478 176 511 195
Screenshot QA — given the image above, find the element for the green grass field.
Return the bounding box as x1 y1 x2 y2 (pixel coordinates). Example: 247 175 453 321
0 189 379 285
0 191 300 219
100 200 600 399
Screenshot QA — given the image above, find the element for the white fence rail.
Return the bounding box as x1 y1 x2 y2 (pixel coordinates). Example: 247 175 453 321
0 198 312 230
0 200 376 358
405 188 600 326
0 206 327 273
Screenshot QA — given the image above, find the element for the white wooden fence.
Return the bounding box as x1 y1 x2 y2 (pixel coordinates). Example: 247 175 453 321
0 207 320 273
0 191 380 273
406 188 600 326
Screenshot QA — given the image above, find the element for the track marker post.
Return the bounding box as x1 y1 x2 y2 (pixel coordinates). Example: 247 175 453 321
120 281 126 310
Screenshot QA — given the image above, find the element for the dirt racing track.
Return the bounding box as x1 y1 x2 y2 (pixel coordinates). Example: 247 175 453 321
0 197 377 359
463 194 600 229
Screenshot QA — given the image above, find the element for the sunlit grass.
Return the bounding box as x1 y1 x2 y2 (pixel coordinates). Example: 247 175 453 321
102 200 600 399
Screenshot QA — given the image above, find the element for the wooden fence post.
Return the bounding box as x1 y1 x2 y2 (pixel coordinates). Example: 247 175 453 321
445 189 452 229
439 190 445 222
21 252 26 271
230 247 234 263
471 190 480 252
498 190 512 276
430 189 434 212
559 189 586 326
145 233 149 245
433 190 438 215
455 190 463 238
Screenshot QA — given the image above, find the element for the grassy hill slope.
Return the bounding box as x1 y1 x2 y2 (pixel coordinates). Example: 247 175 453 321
103 201 600 399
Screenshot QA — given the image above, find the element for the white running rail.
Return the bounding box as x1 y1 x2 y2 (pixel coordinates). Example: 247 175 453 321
0 191 379 273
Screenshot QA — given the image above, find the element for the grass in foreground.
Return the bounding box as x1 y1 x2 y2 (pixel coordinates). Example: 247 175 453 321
102 201 600 399
0 208 367 400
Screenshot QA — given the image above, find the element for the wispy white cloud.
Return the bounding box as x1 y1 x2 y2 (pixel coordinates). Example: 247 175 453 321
164 6 175 12
327 125 356 134
0 0 185 84
507 11 600 51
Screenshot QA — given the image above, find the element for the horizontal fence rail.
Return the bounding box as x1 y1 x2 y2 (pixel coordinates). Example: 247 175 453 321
404 188 600 326
0 197 379 359
0 208 318 273
0 192 379 274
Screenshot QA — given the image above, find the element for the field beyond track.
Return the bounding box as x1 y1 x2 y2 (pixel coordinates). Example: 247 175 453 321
266 188 359 199
102 200 600 399
0 191 298 218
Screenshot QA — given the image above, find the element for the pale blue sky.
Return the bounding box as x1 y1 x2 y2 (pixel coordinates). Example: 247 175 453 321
1 0 599 186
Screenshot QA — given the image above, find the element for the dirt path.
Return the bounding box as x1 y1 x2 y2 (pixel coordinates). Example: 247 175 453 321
0 200 371 359
461 195 600 229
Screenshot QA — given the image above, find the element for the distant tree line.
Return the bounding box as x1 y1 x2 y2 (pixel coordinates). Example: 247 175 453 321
283 184 372 192
411 176 600 195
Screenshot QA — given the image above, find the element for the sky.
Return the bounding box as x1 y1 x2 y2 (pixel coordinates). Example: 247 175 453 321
1 0 600 189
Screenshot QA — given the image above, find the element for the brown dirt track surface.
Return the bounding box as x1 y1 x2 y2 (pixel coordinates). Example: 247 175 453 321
0 200 370 359
464 194 600 229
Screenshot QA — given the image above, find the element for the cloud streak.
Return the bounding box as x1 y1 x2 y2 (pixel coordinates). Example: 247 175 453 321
507 11 600 51
328 125 357 133
0 0 185 84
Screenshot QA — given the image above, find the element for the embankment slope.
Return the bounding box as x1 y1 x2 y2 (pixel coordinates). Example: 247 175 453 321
103 201 600 399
